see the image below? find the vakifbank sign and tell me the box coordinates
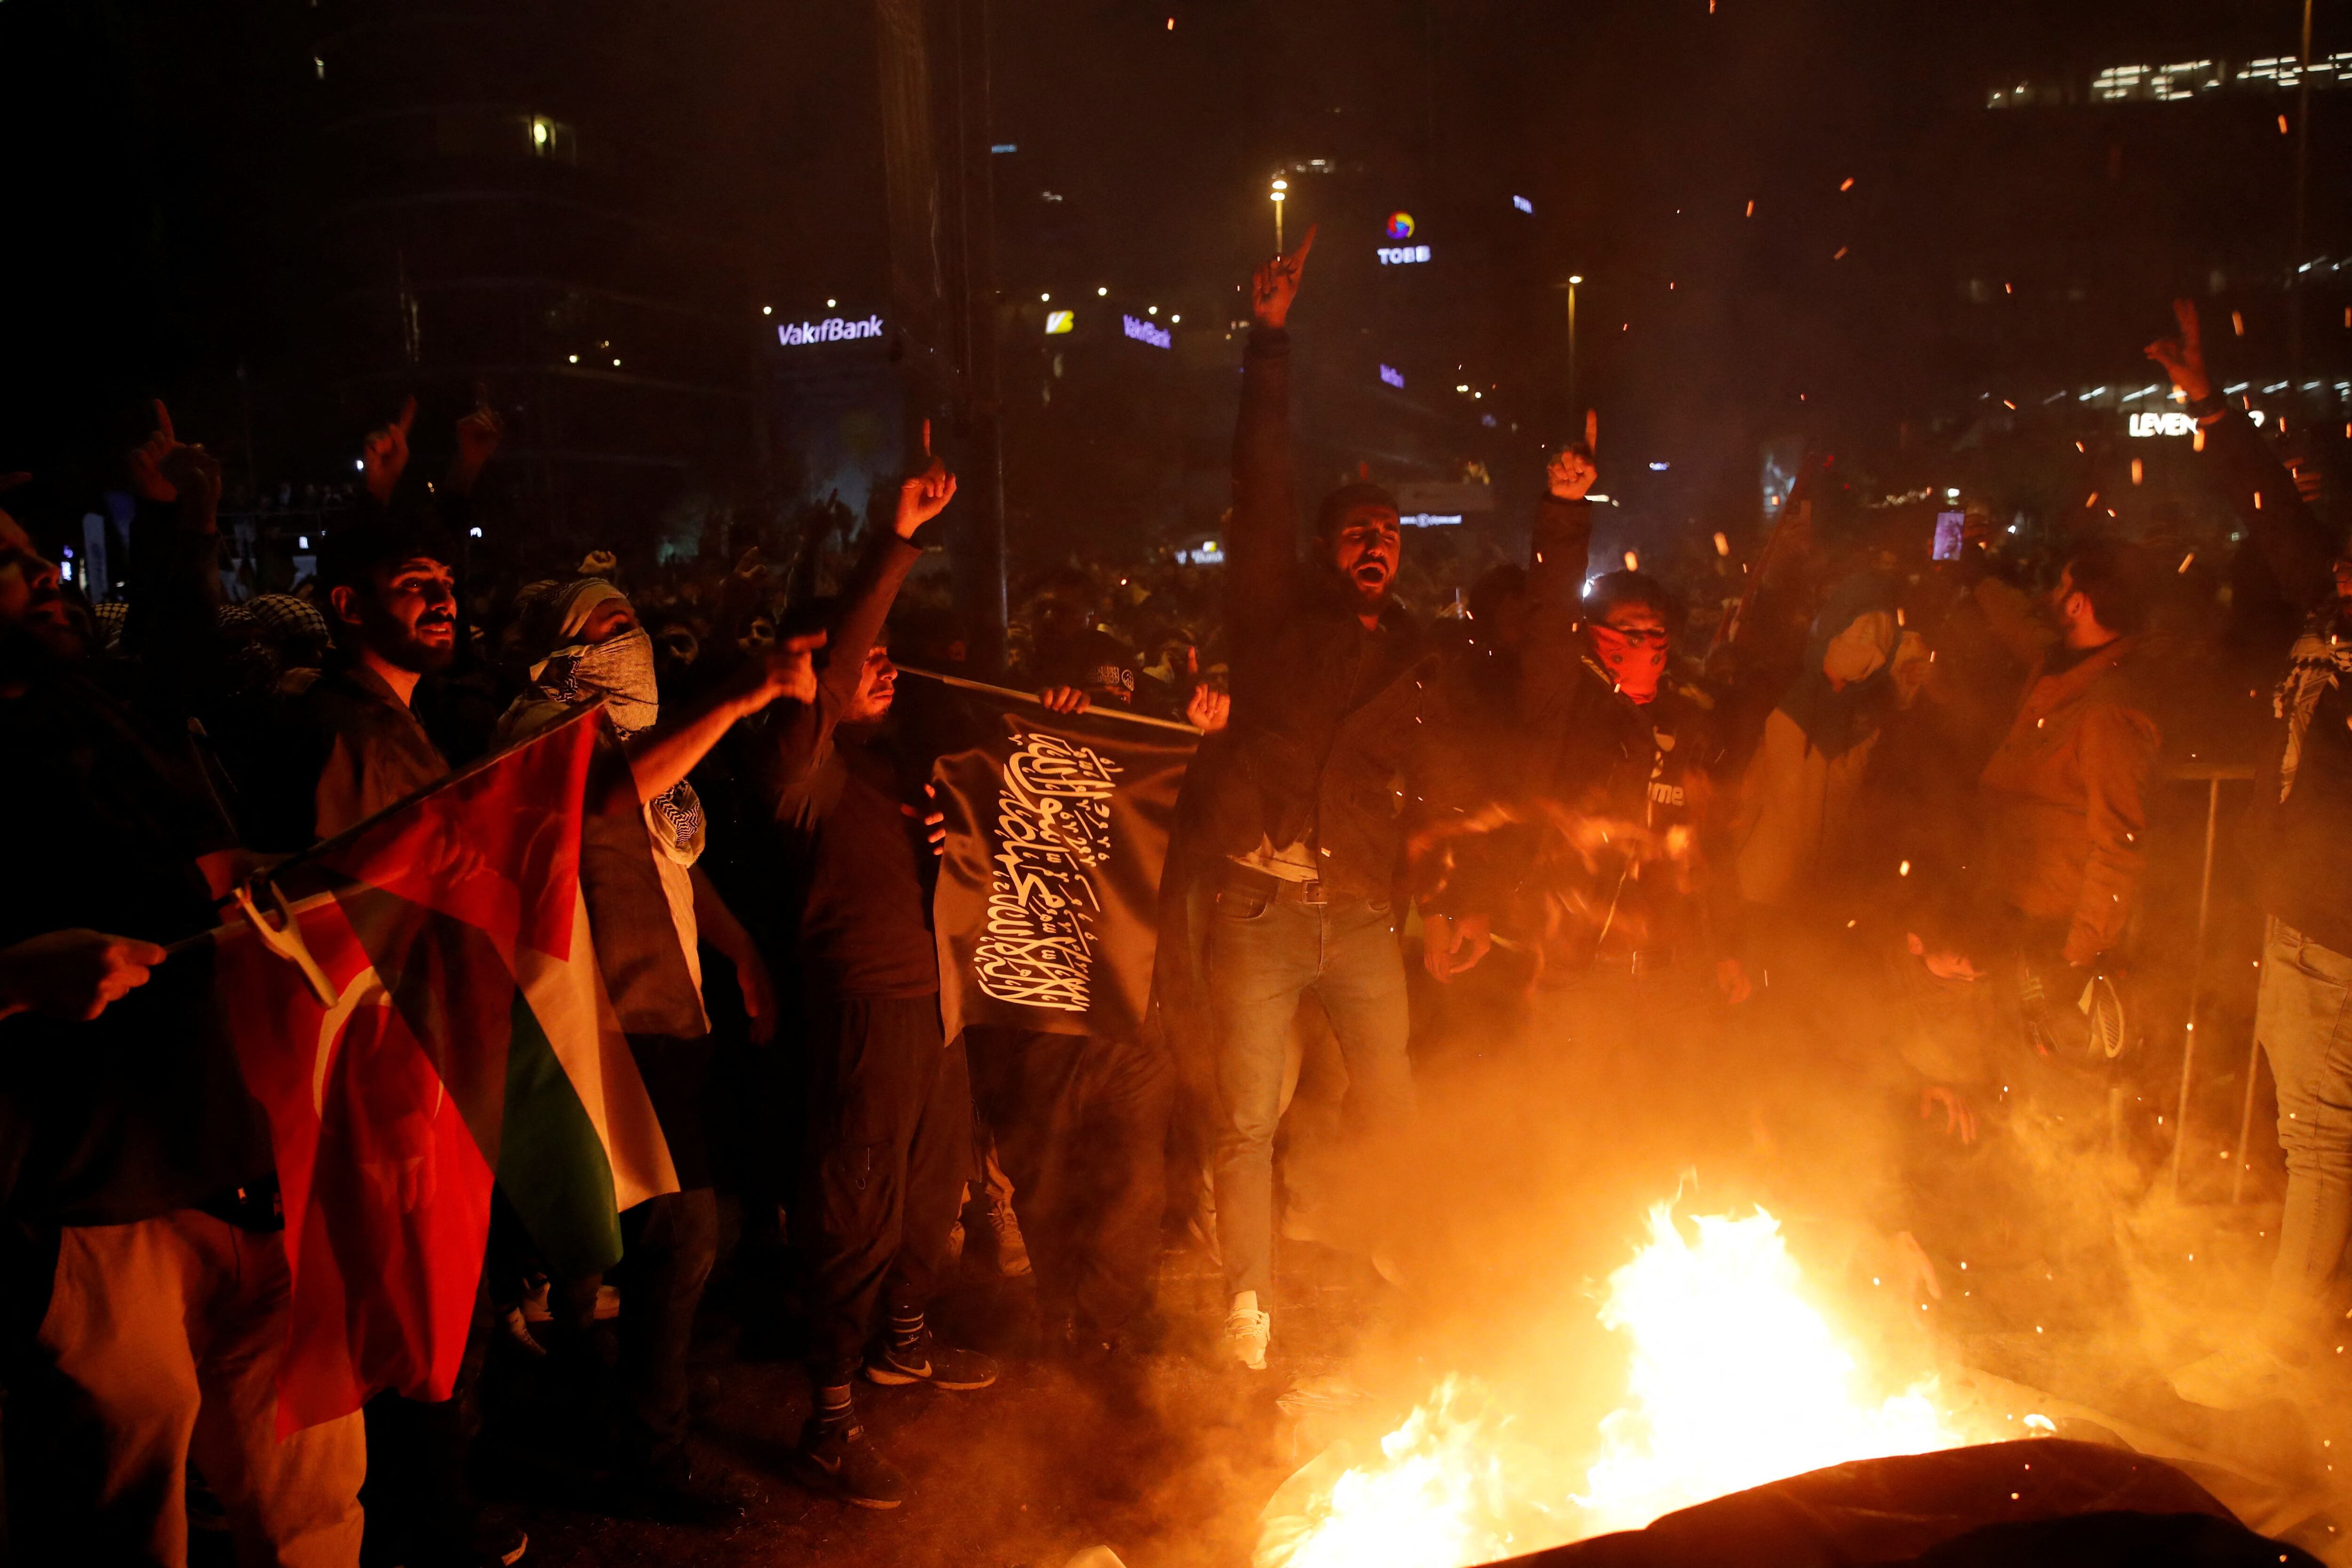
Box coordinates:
[778,314,884,347]
[1121,313,1172,350]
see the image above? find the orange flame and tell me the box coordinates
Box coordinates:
[1259,1202,1973,1568]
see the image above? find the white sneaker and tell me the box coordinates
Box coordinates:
[2169,1339,2295,1410]
[1221,1304,1271,1371]
[987,1196,1033,1278]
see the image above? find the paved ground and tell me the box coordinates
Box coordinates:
[467,1227,1391,1568]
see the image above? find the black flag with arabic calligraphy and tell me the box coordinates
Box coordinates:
[928,687,1198,1044]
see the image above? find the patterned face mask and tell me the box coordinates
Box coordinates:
[538,626,660,735]
[1588,620,1668,702]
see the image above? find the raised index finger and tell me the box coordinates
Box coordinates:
[393,395,417,436]
[152,399,176,445]
[1584,408,1599,455]
[919,417,932,463]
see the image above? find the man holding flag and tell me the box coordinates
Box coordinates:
[496,572,807,1523]
[0,428,367,1564]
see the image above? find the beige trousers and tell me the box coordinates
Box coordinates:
[27,1209,365,1568]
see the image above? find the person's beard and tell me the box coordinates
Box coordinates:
[379,622,456,674]
[0,614,77,689]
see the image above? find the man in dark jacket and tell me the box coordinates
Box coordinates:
[1972,540,2160,980]
[737,433,983,1509]
[1196,231,1476,1371]
[0,432,368,1564]
[2150,300,2352,1409]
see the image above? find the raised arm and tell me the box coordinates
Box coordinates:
[1522,416,1600,724]
[828,424,951,698]
[622,639,818,803]
[1228,227,1315,672]
[2147,298,2339,612]
[120,400,227,700]
[750,430,954,809]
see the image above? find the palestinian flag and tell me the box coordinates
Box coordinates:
[215,704,678,1434]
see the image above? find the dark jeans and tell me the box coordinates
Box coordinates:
[549,1186,718,1468]
[967,1027,1175,1339]
[796,993,971,1388]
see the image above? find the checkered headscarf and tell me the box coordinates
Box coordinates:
[246,593,329,648]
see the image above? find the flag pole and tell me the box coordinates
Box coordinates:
[896,665,1206,734]
[164,700,612,957]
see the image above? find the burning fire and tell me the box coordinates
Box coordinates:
[1260,1202,1971,1568]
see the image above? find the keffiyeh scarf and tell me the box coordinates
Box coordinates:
[527,589,703,856]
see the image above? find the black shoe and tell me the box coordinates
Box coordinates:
[605,1453,742,1528]
[795,1420,910,1510]
[865,1328,999,1390]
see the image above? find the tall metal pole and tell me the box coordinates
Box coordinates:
[2169,776,2223,1198]
[2289,0,2314,390]
[953,0,1008,670]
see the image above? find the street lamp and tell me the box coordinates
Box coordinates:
[1559,274,1584,416]
[1271,177,1288,252]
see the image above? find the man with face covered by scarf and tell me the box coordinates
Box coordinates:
[497,574,814,1523]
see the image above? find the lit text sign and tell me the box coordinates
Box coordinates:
[1377,245,1432,265]
[1045,309,1074,335]
[779,314,883,346]
[1379,364,1405,388]
[1400,513,1462,527]
[2130,408,2263,436]
[1122,313,1171,349]
[1512,195,1534,214]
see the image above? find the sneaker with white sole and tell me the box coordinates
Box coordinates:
[1221,1304,1271,1371]
[987,1196,1033,1277]
[865,1328,1000,1390]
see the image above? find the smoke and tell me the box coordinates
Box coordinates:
[1203,879,2316,1563]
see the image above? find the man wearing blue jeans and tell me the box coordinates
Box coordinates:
[2150,301,2352,1408]
[1192,229,1481,1370]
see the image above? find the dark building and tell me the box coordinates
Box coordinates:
[308,2,787,560]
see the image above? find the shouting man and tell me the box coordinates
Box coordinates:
[1192,230,1476,1370]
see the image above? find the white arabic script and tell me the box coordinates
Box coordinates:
[973,731,1122,1013]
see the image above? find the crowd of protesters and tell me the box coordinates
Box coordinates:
[1,215,2348,1566]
